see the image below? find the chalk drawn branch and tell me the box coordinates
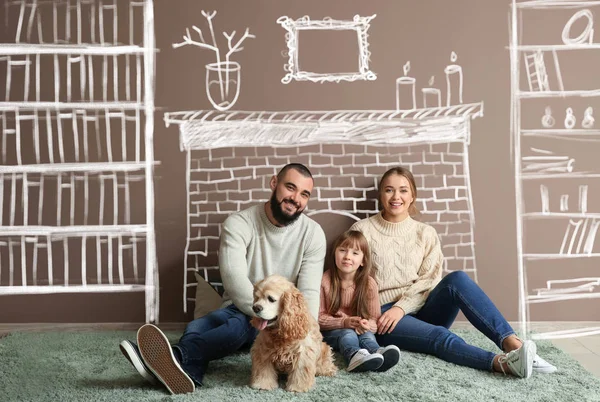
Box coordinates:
[277,15,377,84]
[173,11,255,111]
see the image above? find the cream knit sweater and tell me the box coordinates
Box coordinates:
[350,213,444,315]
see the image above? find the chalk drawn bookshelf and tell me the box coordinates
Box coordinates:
[0,0,159,323]
[511,0,600,339]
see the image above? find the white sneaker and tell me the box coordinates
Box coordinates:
[375,345,401,372]
[533,354,557,374]
[498,340,536,378]
[347,349,384,372]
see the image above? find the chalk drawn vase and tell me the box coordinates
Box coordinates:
[205,61,241,112]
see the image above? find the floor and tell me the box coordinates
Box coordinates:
[1,322,599,378]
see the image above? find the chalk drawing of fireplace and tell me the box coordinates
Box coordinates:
[165,105,483,312]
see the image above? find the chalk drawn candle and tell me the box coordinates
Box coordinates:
[396,61,416,110]
[444,52,463,106]
[422,76,441,108]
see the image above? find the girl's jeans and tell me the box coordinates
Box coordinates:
[322,329,380,364]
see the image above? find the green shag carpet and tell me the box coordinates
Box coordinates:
[1,329,599,402]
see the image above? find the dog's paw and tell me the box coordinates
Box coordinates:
[320,364,337,377]
[285,383,311,393]
[250,380,278,391]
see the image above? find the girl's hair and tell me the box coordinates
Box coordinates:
[328,230,375,319]
[378,166,419,216]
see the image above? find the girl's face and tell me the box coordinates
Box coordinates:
[334,242,364,279]
[380,173,414,223]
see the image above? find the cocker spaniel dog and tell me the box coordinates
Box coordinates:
[250,275,337,393]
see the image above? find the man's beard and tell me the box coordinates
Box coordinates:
[269,192,303,226]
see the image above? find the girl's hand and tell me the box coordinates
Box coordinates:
[344,316,363,330]
[354,319,371,335]
[377,306,405,334]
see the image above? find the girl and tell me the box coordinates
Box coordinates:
[350,166,557,378]
[319,230,401,372]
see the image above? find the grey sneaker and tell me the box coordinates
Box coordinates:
[347,349,384,372]
[119,339,158,384]
[498,340,536,378]
[375,345,401,372]
[137,324,195,394]
[533,354,557,374]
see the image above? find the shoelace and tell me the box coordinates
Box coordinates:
[498,354,509,376]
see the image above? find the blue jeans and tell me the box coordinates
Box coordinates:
[322,329,381,364]
[172,304,258,385]
[377,271,515,371]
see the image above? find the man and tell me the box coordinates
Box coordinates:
[119,163,326,394]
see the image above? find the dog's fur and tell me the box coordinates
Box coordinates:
[250,275,337,392]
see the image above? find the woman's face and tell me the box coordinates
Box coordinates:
[380,173,414,222]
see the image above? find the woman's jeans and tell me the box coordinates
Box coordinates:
[377,271,515,371]
[172,304,258,385]
[322,329,380,364]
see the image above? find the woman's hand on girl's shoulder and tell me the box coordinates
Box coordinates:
[376,306,405,334]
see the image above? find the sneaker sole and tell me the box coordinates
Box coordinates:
[137,324,195,394]
[348,356,384,372]
[119,340,157,385]
[523,341,536,379]
[533,365,557,374]
[376,348,401,372]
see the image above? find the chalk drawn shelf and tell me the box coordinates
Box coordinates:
[0,0,158,323]
[516,44,600,51]
[528,291,600,303]
[518,89,600,99]
[523,253,600,260]
[0,102,144,111]
[511,0,600,339]
[0,44,146,55]
[521,129,600,137]
[521,172,600,179]
[523,212,600,219]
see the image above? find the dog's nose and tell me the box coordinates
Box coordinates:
[252,304,262,314]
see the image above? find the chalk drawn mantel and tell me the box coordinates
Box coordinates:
[164,104,484,313]
[165,104,484,150]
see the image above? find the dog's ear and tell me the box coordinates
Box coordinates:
[278,287,309,341]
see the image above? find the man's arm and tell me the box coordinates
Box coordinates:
[296,224,327,320]
[218,214,255,316]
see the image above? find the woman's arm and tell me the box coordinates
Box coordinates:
[394,226,444,315]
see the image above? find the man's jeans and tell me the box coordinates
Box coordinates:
[322,329,380,364]
[377,271,515,371]
[172,304,258,385]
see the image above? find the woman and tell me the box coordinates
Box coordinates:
[350,167,556,378]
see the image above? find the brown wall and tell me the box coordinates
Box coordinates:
[1,0,599,323]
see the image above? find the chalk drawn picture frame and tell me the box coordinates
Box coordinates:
[277,15,377,84]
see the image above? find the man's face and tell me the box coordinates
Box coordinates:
[268,169,314,226]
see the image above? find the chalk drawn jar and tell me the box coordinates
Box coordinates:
[542,106,555,128]
[564,107,576,129]
[582,107,595,129]
[205,61,241,111]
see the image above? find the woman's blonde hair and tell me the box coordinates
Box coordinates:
[327,230,375,319]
